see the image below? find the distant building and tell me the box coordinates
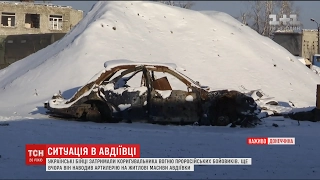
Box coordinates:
[273,30,319,60]
[301,29,319,60]
[272,31,301,56]
[0,1,83,35]
[0,1,83,69]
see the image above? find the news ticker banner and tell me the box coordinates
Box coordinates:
[26,144,252,171]
[45,158,252,171]
[26,137,295,171]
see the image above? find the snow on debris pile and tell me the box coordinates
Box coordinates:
[312,66,320,75]
[0,1,320,116]
[296,56,307,65]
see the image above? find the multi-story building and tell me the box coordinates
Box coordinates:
[0,1,83,35]
[0,1,83,69]
[301,30,319,59]
[273,30,319,60]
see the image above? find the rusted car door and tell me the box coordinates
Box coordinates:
[148,71,201,124]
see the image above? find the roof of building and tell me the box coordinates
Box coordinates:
[0,1,83,12]
[302,29,318,32]
[273,31,302,35]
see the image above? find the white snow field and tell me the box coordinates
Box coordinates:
[0,1,320,179]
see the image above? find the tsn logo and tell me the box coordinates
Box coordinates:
[28,149,44,163]
[26,145,46,165]
[28,149,44,157]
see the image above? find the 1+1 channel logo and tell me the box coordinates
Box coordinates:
[269,14,302,31]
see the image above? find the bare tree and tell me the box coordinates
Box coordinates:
[250,1,264,34]
[238,11,250,25]
[234,2,253,25]
[262,1,275,36]
[158,1,174,6]
[157,1,194,9]
[276,1,301,29]
[237,1,301,38]
[176,1,194,9]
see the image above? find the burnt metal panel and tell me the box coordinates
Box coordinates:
[150,90,200,124]
[152,76,172,90]
[103,89,148,121]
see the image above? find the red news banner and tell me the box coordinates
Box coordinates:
[247,137,295,145]
[26,144,140,165]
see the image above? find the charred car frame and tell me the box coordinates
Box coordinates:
[44,60,261,127]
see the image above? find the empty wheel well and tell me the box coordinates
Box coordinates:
[208,97,238,125]
[83,100,113,122]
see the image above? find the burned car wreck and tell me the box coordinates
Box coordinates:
[44,60,261,127]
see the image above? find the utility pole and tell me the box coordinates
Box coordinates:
[310,18,320,54]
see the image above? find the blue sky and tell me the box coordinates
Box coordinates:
[50,1,320,29]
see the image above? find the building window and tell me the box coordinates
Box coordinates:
[25,14,40,28]
[49,15,63,30]
[7,40,13,43]
[21,40,26,43]
[1,12,16,27]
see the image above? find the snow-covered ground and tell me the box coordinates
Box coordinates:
[1,116,319,179]
[0,1,320,179]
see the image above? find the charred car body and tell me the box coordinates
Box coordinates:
[44,60,261,127]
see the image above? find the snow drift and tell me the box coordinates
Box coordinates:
[0,1,319,116]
